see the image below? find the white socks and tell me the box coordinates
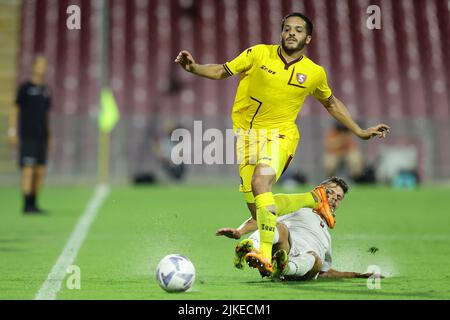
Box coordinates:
[248,228,279,251]
[282,253,315,277]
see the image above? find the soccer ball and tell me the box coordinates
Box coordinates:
[155,254,196,292]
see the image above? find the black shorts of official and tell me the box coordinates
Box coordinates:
[19,139,48,168]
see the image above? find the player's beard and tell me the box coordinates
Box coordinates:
[281,37,307,55]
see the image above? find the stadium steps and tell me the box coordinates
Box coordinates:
[0,0,20,173]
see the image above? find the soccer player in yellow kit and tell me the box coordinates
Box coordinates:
[175,12,390,277]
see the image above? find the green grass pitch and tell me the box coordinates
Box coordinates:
[1,184,450,300]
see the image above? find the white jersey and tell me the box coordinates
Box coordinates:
[278,208,332,272]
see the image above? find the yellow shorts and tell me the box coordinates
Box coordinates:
[236,131,298,203]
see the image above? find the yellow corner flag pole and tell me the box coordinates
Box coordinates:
[97,0,120,184]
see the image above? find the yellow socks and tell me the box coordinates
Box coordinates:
[274,192,318,216]
[251,191,319,259]
[255,192,277,260]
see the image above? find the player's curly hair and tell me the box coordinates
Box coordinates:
[281,12,314,36]
[320,176,349,194]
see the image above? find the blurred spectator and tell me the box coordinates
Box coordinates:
[9,55,52,214]
[324,122,364,181]
[155,123,186,181]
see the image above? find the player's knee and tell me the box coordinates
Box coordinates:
[21,166,34,176]
[251,165,275,192]
[35,166,46,175]
[250,173,263,190]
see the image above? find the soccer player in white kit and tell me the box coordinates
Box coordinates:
[217,177,380,280]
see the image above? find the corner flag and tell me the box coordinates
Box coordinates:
[99,88,120,133]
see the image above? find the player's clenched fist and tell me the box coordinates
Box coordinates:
[174,50,196,73]
[358,124,391,140]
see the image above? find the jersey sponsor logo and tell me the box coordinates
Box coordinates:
[260,65,276,75]
[296,73,307,84]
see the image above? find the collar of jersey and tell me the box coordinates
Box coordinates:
[277,46,304,70]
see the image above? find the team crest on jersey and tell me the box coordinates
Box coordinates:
[296,73,307,84]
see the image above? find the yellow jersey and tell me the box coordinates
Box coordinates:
[224,44,333,140]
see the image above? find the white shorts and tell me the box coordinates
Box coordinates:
[248,223,319,257]
[286,232,315,258]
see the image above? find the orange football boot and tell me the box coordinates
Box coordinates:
[312,186,336,229]
[245,252,273,278]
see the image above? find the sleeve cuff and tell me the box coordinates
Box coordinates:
[223,63,234,76]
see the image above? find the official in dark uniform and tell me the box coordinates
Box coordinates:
[9,55,52,214]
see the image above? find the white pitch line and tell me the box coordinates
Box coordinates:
[34,185,110,300]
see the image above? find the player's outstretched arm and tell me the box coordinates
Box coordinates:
[321,96,390,140]
[318,268,384,279]
[174,50,231,80]
[216,218,258,239]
